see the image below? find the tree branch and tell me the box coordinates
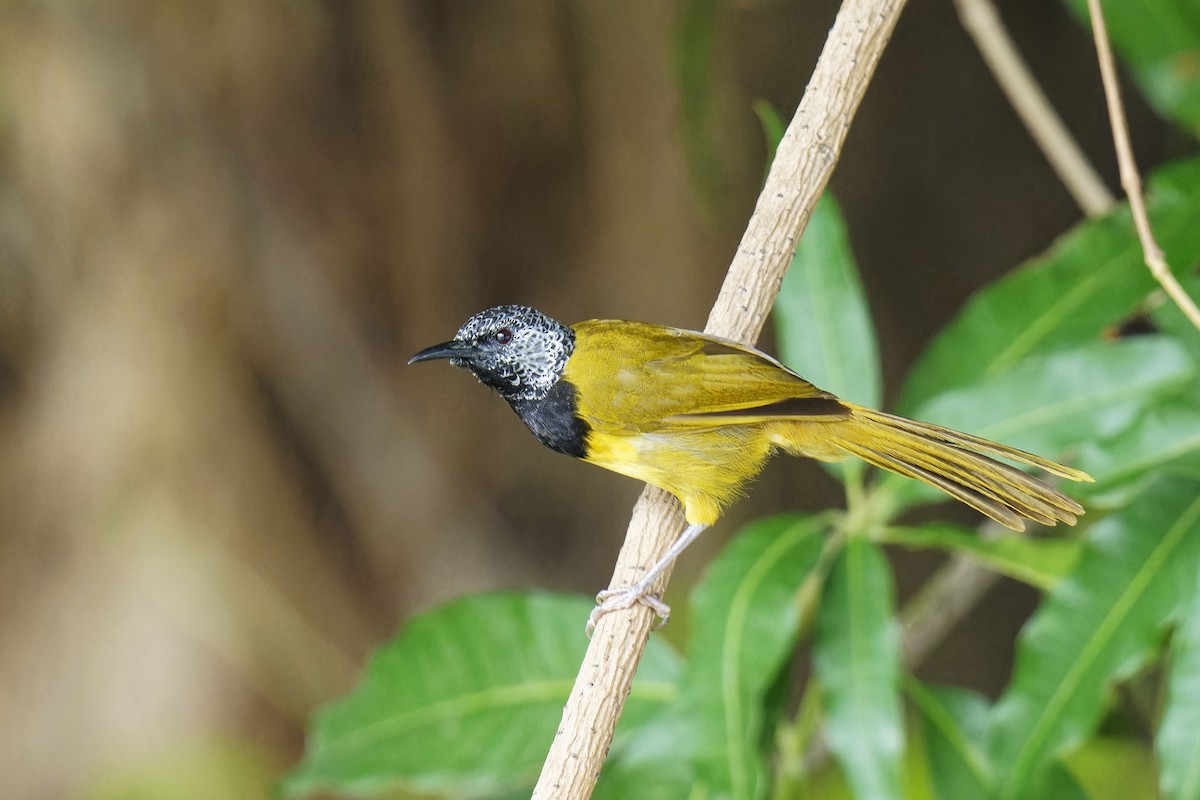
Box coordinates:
[530,1,909,797]
[953,0,1114,217]
[1087,0,1200,332]
[899,526,1004,670]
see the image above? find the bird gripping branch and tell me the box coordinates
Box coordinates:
[411,305,1091,626]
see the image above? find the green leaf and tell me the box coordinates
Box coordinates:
[284,592,681,799]
[593,758,696,800]
[682,514,826,798]
[907,681,992,800]
[1063,0,1200,137]
[899,157,1200,412]
[1157,567,1200,799]
[988,477,1200,799]
[881,336,1194,514]
[880,524,1082,590]
[1039,762,1093,800]
[1076,386,1200,493]
[775,192,881,488]
[910,336,1193,449]
[753,101,787,169]
[1064,737,1159,800]
[1151,272,1200,361]
[775,193,882,409]
[814,537,904,800]
[613,514,828,800]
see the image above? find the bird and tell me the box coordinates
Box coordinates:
[409,304,1092,626]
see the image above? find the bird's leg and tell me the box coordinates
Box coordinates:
[587,523,709,633]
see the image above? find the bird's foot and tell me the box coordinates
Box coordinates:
[586,584,671,636]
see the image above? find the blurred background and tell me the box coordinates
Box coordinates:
[0,1,1183,797]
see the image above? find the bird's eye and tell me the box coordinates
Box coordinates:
[494,328,513,344]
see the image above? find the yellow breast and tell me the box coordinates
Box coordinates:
[561,320,828,525]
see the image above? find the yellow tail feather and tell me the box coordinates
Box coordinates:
[825,406,1090,531]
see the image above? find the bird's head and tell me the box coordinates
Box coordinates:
[408,305,575,401]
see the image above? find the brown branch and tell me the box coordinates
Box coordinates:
[1087,0,1200,331]
[899,525,1004,670]
[530,1,910,797]
[954,0,1114,217]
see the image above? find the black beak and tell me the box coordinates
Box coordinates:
[408,340,474,365]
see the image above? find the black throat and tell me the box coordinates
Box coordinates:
[507,379,590,459]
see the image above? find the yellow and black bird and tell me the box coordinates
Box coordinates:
[410,305,1091,621]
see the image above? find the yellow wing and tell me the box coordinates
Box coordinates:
[565,320,848,432]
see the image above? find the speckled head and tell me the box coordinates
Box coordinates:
[408,305,575,401]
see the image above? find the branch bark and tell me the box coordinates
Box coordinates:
[530,1,909,797]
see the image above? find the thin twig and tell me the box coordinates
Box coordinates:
[954,0,1114,217]
[1088,0,1200,331]
[529,1,909,797]
[899,526,1004,670]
